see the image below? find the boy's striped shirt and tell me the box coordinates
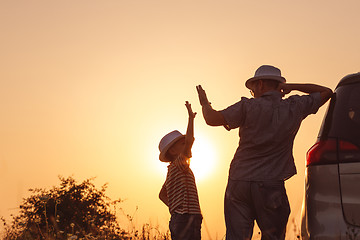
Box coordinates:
[165,154,201,215]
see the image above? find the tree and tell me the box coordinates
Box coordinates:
[1,176,129,240]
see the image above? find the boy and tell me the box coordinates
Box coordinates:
[158,101,202,240]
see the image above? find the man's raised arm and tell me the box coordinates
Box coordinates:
[196,85,226,126]
[278,83,333,106]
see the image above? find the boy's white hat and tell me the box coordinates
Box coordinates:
[159,130,185,162]
[245,65,286,89]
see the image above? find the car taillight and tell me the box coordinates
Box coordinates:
[306,139,337,166]
[306,139,360,166]
[338,140,359,151]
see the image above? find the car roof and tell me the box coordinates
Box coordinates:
[336,72,360,89]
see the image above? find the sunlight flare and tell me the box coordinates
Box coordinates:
[190,133,217,181]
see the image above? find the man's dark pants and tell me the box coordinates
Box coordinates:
[169,213,202,240]
[225,179,290,240]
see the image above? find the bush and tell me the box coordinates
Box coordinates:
[1,176,129,240]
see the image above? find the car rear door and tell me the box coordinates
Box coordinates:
[330,83,360,227]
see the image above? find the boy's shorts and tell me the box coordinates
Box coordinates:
[169,213,202,240]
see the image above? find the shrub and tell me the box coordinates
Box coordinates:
[1,176,128,239]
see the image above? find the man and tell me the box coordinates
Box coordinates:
[196,65,333,240]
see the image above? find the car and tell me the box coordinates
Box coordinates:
[301,72,360,240]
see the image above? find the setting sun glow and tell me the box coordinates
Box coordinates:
[190,134,217,181]
[2,1,359,239]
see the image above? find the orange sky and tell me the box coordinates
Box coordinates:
[1,1,360,239]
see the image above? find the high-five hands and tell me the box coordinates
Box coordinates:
[196,85,210,106]
[185,101,196,119]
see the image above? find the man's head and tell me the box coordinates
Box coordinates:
[248,79,281,98]
[246,65,286,98]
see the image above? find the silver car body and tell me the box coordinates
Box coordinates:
[301,73,360,240]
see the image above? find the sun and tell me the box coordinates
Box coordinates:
[190,133,217,181]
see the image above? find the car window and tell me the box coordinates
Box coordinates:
[327,83,360,146]
[348,92,360,125]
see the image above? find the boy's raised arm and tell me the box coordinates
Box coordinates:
[183,101,196,158]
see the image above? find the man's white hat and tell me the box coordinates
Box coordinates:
[245,65,286,89]
[159,130,185,162]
